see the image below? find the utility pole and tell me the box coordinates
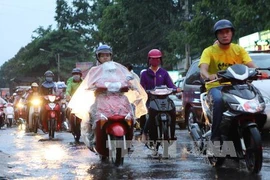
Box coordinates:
[57,53,60,81]
[184,0,190,73]
[40,48,60,81]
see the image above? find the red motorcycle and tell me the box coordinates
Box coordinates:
[43,94,61,139]
[92,81,134,166]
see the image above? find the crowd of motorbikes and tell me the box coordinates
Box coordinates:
[1,65,270,172]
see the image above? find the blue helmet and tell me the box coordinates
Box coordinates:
[213,19,234,35]
[213,19,234,45]
[95,44,113,60]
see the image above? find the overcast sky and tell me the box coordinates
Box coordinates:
[0,0,57,66]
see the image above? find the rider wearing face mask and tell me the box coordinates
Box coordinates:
[65,68,83,137]
[66,68,83,102]
[140,49,181,141]
[40,70,56,96]
[39,70,57,131]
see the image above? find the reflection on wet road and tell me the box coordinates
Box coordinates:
[1,126,270,179]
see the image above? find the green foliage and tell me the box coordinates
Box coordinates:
[1,0,270,88]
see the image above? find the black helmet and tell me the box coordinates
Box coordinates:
[72,68,82,75]
[213,19,234,35]
[95,44,113,60]
[44,70,54,77]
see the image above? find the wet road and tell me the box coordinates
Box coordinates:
[1,125,270,179]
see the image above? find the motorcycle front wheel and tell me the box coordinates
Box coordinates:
[7,118,13,128]
[110,136,124,166]
[74,117,81,142]
[243,126,262,174]
[161,122,170,157]
[33,115,39,133]
[208,156,225,168]
[48,119,56,139]
[187,108,196,132]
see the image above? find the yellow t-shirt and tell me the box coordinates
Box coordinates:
[198,43,252,91]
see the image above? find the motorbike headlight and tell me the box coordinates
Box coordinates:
[32,99,41,106]
[175,106,181,112]
[242,100,265,113]
[230,95,265,113]
[17,102,24,108]
[229,100,265,113]
[229,103,243,111]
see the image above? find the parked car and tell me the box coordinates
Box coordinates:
[169,94,184,129]
[182,52,270,132]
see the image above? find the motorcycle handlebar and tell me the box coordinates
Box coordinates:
[256,67,270,71]
[204,77,222,84]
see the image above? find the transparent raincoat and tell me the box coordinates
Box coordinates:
[68,61,148,146]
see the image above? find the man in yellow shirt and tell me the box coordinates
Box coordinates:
[199,19,258,142]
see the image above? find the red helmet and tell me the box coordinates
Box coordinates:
[147,49,163,66]
[148,49,162,59]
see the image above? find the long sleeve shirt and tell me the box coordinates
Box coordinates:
[140,67,176,91]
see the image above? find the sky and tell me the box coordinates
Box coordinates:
[0,0,57,66]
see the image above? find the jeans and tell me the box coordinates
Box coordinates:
[208,86,224,141]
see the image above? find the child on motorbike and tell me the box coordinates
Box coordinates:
[140,49,181,142]
[67,44,147,152]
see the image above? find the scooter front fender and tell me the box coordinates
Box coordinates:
[106,122,127,137]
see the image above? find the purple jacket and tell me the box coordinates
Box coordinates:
[140,68,176,90]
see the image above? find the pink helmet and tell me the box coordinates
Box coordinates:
[148,49,162,59]
[147,49,163,66]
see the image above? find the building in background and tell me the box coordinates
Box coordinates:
[239,30,270,51]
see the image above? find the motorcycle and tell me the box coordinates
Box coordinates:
[60,98,68,131]
[5,103,14,128]
[189,64,270,173]
[91,81,134,166]
[0,103,6,129]
[16,100,27,122]
[28,96,41,133]
[68,112,82,143]
[145,85,177,158]
[43,94,61,139]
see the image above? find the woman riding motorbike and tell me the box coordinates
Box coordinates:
[68,44,147,152]
[140,49,181,142]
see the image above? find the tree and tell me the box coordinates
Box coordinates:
[1,0,270,88]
